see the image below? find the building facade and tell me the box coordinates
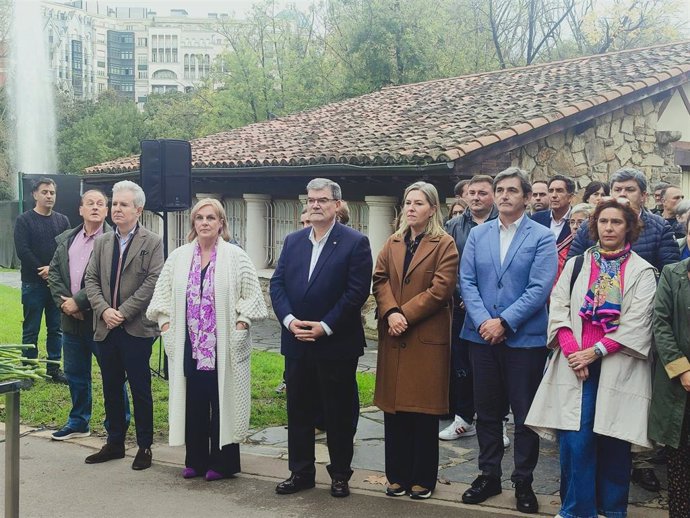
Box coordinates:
[10,1,228,107]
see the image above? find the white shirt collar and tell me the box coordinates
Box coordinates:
[308,220,336,245]
[499,213,525,232]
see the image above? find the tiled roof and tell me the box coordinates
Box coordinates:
[85,41,690,175]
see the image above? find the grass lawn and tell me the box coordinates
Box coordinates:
[0,284,375,441]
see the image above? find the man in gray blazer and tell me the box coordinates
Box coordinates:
[84,180,163,470]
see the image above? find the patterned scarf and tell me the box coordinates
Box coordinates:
[186,242,217,371]
[578,243,631,333]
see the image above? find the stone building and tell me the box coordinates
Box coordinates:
[83,41,690,275]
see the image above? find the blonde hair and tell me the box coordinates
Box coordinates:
[394,181,446,239]
[187,198,231,242]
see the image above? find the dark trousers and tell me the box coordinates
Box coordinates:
[285,353,358,480]
[97,327,154,448]
[384,411,439,491]
[21,281,62,362]
[313,380,360,434]
[185,367,240,476]
[449,304,474,421]
[668,395,690,518]
[469,342,547,483]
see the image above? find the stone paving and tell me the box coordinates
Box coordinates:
[0,270,669,513]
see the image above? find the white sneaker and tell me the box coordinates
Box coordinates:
[503,421,510,448]
[439,416,476,440]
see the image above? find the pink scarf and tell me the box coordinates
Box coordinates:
[186,242,217,371]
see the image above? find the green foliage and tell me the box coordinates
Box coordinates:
[57,91,147,173]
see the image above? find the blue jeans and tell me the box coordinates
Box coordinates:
[62,332,131,433]
[21,282,62,361]
[558,361,632,518]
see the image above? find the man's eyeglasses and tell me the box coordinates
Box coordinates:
[307,197,337,206]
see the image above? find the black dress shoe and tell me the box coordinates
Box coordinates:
[631,468,660,492]
[331,479,350,497]
[48,368,68,385]
[514,480,539,514]
[132,448,152,470]
[275,473,316,494]
[461,475,502,504]
[85,443,125,464]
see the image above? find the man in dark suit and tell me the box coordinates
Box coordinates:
[270,178,373,498]
[530,174,575,245]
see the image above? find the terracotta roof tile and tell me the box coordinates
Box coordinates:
[86,41,690,174]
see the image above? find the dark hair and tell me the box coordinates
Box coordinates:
[588,198,643,246]
[610,167,647,193]
[532,180,548,188]
[454,179,470,196]
[493,167,531,195]
[583,181,610,203]
[31,177,56,193]
[548,174,576,194]
[653,181,670,193]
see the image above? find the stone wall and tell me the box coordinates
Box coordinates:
[512,97,683,197]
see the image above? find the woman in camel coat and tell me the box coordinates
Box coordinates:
[373,181,458,500]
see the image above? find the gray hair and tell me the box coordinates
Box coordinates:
[306,178,342,200]
[610,167,648,193]
[661,185,681,200]
[112,180,146,208]
[570,202,594,216]
[493,167,532,195]
[674,199,690,219]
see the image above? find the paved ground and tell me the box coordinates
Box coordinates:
[0,270,670,516]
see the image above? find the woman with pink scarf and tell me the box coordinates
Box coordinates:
[148,198,267,481]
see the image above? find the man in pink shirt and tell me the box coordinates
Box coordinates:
[48,190,129,440]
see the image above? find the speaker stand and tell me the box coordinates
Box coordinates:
[150,210,170,380]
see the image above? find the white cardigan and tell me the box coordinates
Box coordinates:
[147,238,268,447]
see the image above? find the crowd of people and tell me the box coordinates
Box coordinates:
[12,169,690,517]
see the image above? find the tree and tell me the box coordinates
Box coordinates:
[568,0,688,54]
[57,91,146,173]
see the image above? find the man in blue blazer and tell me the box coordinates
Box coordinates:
[459,167,557,514]
[270,178,373,498]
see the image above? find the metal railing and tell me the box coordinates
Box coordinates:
[224,198,247,248]
[347,201,369,234]
[266,199,303,267]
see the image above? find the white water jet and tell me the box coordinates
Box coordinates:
[9,0,58,191]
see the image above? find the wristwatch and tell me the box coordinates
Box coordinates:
[593,344,604,358]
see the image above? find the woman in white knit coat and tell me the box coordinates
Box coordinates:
[147,198,267,481]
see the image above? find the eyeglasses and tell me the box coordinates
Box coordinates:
[306,197,337,206]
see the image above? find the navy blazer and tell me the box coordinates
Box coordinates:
[269,222,373,360]
[460,215,557,348]
[530,209,570,245]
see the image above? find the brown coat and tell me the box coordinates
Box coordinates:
[373,232,459,415]
[85,225,164,341]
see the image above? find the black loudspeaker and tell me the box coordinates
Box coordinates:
[140,139,192,211]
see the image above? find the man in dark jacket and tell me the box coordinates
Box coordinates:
[441,175,506,445]
[567,168,680,272]
[14,177,70,382]
[48,190,130,441]
[567,167,679,492]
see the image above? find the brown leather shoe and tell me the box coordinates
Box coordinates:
[132,448,152,470]
[85,443,125,464]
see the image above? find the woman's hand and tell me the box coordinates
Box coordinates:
[387,312,408,336]
[680,370,690,392]
[567,348,598,371]
[161,322,170,333]
[574,365,589,381]
[236,322,249,331]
